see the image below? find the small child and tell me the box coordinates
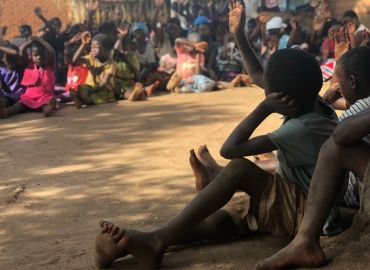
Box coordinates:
[72,32,117,108]
[60,42,89,103]
[1,37,57,118]
[167,33,215,93]
[0,41,26,110]
[113,26,147,102]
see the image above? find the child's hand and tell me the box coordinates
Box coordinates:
[360,30,370,47]
[262,92,299,117]
[228,0,246,35]
[323,84,341,103]
[34,7,43,17]
[258,13,270,25]
[194,41,208,53]
[334,27,350,61]
[117,26,129,38]
[154,0,165,8]
[81,31,92,45]
[290,18,298,30]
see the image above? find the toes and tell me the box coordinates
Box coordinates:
[111,225,120,236]
[113,228,126,242]
[116,235,131,250]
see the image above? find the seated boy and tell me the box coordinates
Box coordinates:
[93,1,338,269]
[256,46,370,269]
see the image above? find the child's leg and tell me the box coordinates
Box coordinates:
[4,101,28,117]
[42,98,57,117]
[95,158,271,268]
[78,85,94,106]
[256,137,370,270]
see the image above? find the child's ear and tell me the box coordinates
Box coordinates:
[349,75,357,91]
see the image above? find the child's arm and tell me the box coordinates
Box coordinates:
[34,7,57,33]
[221,92,298,159]
[333,109,370,146]
[19,39,34,58]
[0,44,18,56]
[72,32,91,64]
[31,37,56,70]
[229,0,264,88]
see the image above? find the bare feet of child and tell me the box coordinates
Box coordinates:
[73,92,83,109]
[196,145,223,176]
[128,83,148,102]
[255,239,325,269]
[146,80,160,97]
[95,220,166,269]
[231,74,252,87]
[0,97,6,118]
[43,98,57,117]
[189,149,214,192]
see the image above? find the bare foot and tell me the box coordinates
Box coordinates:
[95,220,130,268]
[146,80,160,96]
[96,220,166,269]
[196,145,223,176]
[255,240,325,269]
[43,98,57,117]
[128,83,148,102]
[189,149,214,192]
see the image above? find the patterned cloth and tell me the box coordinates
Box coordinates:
[0,66,25,102]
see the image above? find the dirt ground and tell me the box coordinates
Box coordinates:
[1,86,370,269]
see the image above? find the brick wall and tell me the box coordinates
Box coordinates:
[0,0,70,39]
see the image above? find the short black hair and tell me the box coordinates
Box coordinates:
[31,42,46,53]
[343,10,359,20]
[338,46,370,88]
[167,18,181,29]
[92,34,111,50]
[264,49,323,112]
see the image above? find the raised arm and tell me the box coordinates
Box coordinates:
[0,38,18,56]
[72,31,91,64]
[34,7,57,33]
[229,0,264,88]
[19,39,34,58]
[221,93,298,159]
[31,37,56,70]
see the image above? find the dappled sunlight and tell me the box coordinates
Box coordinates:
[0,89,285,269]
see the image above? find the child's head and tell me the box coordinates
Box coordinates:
[31,42,47,67]
[1,43,20,70]
[264,49,323,113]
[336,46,370,105]
[267,33,279,50]
[131,23,149,44]
[91,34,111,60]
[194,16,212,41]
[343,10,360,30]
[166,18,182,43]
[19,24,32,38]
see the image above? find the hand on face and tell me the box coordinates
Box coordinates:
[263,92,299,117]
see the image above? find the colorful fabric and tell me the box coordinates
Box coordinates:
[179,74,215,93]
[82,53,117,104]
[20,63,55,109]
[175,44,205,80]
[65,64,89,92]
[158,53,177,75]
[321,59,336,81]
[0,66,26,102]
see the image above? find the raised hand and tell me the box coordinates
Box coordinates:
[360,30,370,47]
[334,27,350,61]
[290,18,298,30]
[81,31,92,45]
[117,25,129,38]
[228,0,246,35]
[195,41,208,53]
[34,7,43,17]
[258,13,270,25]
[154,0,165,8]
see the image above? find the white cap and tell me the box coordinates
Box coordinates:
[266,17,287,31]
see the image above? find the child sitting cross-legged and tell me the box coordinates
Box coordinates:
[92,1,339,269]
[0,37,57,118]
[72,32,117,108]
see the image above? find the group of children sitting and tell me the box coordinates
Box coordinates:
[92,1,370,269]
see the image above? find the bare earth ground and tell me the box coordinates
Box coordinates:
[1,86,370,270]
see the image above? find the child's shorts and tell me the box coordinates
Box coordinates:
[223,173,307,238]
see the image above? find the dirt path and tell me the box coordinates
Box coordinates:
[0,87,369,269]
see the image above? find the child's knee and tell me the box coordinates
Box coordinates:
[227,158,256,176]
[319,136,342,160]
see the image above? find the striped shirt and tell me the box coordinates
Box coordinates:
[339,96,370,207]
